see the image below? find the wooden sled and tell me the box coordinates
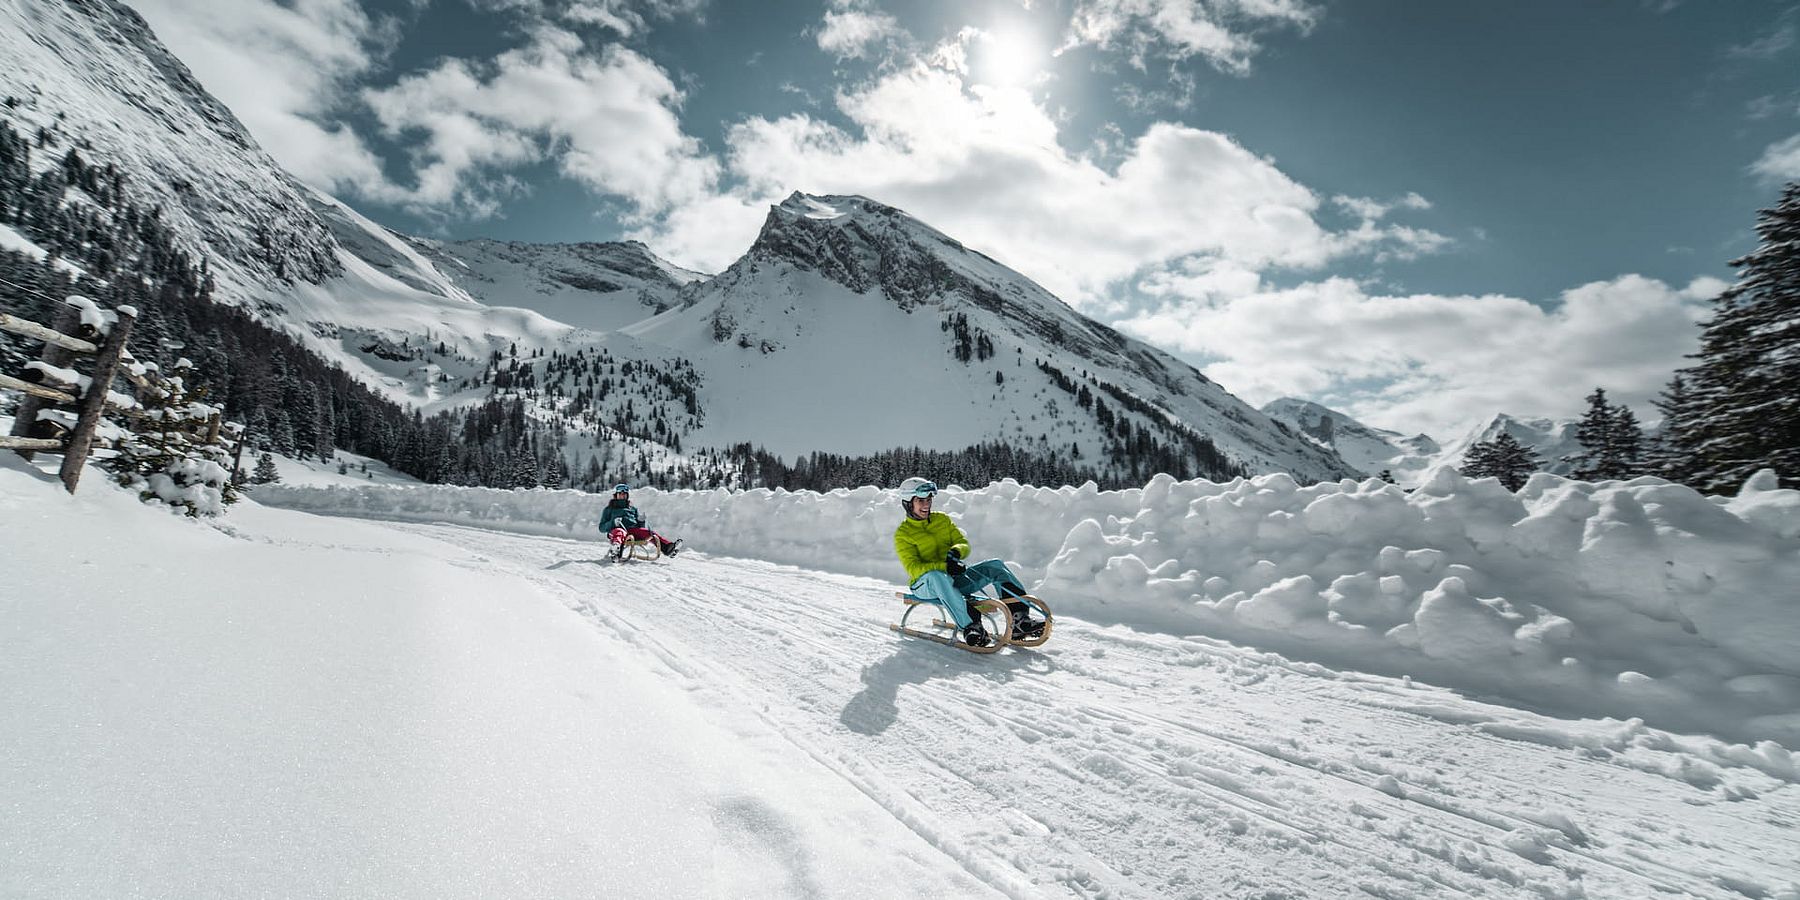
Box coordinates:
[612,538,662,562]
[887,591,1054,653]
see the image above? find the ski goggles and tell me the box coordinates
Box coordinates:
[908,481,939,499]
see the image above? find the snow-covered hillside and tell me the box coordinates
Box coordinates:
[0,0,338,297]
[400,234,707,333]
[623,193,1354,481]
[1263,397,1442,481]
[7,456,1797,899]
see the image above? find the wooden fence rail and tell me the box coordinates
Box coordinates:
[2,298,137,493]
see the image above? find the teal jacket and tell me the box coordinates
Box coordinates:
[599,501,642,532]
[894,512,972,583]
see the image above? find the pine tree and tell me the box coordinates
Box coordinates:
[1674,182,1800,491]
[1570,387,1617,480]
[1649,374,1701,484]
[1609,405,1645,479]
[252,451,280,484]
[1462,431,1541,491]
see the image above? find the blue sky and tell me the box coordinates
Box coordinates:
[128,0,1800,437]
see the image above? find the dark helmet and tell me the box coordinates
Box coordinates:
[899,477,937,517]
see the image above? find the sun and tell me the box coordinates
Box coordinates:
[975,29,1042,87]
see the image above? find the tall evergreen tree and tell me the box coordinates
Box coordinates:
[1570,387,1617,480]
[1649,374,1701,484]
[1673,182,1800,491]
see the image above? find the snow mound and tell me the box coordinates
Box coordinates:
[255,469,1800,745]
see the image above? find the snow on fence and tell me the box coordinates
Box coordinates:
[253,467,1800,750]
[1,295,230,499]
[1,296,137,492]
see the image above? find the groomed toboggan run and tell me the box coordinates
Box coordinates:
[6,455,1799,900]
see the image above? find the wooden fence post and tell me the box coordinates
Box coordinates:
[9,302,83,461]
[58,307,136,494]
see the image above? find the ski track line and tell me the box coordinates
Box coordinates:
[389,522,1797,900]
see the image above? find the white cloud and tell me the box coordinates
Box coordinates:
[645,57,1444,292]
[1060,0,1320,75]
[816,1,906,61]
[1750,132,1800,182]
[125,0,405,200]
[466,0,708,35]
[1117,271,1722,437]
[1332,192,1431,221]
[363,26,719,220]
[1727,20,1795,60]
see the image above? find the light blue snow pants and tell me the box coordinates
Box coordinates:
[909,558,1024,629]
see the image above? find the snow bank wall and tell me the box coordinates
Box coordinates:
[254,469,1800,746]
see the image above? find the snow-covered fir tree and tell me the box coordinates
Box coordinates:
[1663,182,1800,491]
[252,451,280,485]
[1461,431,1541,491]
[1568,387,1643,481]
[104,358,239,516]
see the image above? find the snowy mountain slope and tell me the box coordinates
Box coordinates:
[1263,397,1442,482]
[0,3,1343,485]
[0,0,338,299]
[623,193,1355,480]
[400,235,707,333]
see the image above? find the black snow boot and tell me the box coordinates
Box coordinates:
[664,539,683,557]
[1010,615,1045,640]
[962,623,993,648]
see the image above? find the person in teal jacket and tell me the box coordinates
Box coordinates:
[894,477,1044,648]
[599,484,682,559]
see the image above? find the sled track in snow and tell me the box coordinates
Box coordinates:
[404,523,1800,900]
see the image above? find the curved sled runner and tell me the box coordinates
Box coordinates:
[612,538,662,562]
[889,590,1054,653]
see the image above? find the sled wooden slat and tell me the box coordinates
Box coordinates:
[0,373,76,404]
[0,311,98,354]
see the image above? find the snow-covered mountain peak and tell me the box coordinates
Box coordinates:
[1261,398,1443,483]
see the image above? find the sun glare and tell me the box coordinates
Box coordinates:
[977,29,1041,87]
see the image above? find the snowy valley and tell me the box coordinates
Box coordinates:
[3,1,1798,898]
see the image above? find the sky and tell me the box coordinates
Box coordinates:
[123,0,1800,440]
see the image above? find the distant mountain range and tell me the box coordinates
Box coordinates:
[1261,398,1582,485]
[1,0,1362,488]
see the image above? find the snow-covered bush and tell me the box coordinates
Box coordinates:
[103,358,239,516]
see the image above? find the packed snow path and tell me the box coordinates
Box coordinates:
[404,522,1797,900]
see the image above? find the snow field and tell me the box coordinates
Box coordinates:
[0,456,992,899]
[255,467,1800,747]
[388,522,1800,899]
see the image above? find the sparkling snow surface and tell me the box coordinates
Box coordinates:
[42,468,1771,896]
[0,456,993,899]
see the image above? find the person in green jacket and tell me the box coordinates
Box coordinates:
[894,477,1044,648]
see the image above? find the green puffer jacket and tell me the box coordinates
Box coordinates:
[894,512,973,583]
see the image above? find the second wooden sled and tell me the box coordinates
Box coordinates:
[613,538,662,562]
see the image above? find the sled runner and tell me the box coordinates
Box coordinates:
[888,589,1053,653]
[611,537,662,562]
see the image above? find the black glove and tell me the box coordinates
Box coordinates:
[945,549,966,577]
